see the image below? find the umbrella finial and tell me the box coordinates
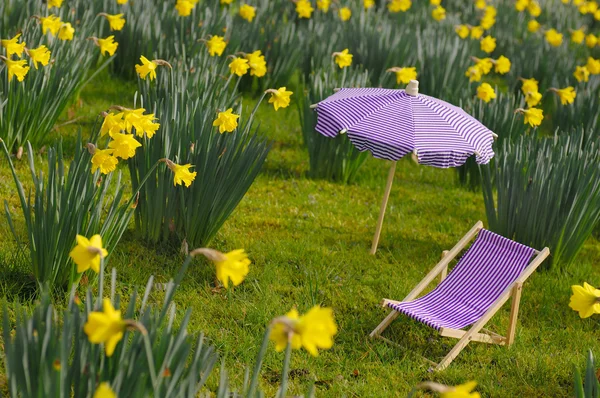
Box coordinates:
[406,80,419,96]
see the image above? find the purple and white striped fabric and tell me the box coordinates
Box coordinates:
[387,229,535,330]
[314,88,495,167]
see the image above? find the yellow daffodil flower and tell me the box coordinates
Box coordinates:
[474,57,493,74]
[93,383,116,398]
[545,28,563,46]
[586,57,600,74]
[480,15,495,29]
[117,0,128,4]
[470,26,484,39]
[493,55,511,74]
[440,381,481,398]
[192,248,251,288]
[205,35,227,56]
[1,33,26,57]
[296,0,314,18]
[213,108,239,133]
[2,58,30,82]
[221,0,233,4]
[388,0,412,12]
[91,148,119,174]
[229,56,250,76]
[527,1,541,17]
[40,15,62,36]
[333,48,353,68]
[432,6,446,21]
[515,0,529,11]
[270,306,337,356]
[364,0,375,9]
[175,0,195,16]
[455,25,470,39]
[317,0,330,12]
[476,83,496,103]
[97,36,119,56]
[135,56,158,81]
[475,0,486,9]
[571,28,586,44]
[102,13,126,31]
[267,87,293,111]
[162,159,198,187]
[84,298,125,356]
[27,45,51,69]
[550,87,576,105]
[101,112,125,137]
[520,77,539,94]
[569,283,600,318]
[517,107,544,127]
[480,35,496,53]
[239,4,256,22]
[339,7,352,21]
[69,234,108,273]
[246,50,267,77]
[57,22,75,41]
[122,108,160,138]
[574,65,590,82]
[430,0,441,5]
[465,65,482,82]
[585,33,598,48]
[108,132,142,159]
[387,66,417,85]
[525,90,542,107]
[47,0,64,8]
[527,19,540,33]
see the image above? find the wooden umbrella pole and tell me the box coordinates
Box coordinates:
[370,161,397,255]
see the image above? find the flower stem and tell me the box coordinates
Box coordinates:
[277,341,293,398]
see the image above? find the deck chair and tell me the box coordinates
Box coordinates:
[369,221,550,371]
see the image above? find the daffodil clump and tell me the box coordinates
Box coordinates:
[1,32,54,82]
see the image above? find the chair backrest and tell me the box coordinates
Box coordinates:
[433,229,536,315]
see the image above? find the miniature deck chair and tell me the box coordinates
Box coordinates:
[369,221,550,371]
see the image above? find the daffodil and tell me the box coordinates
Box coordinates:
[239,4,256,22]
[47,0,64,8]
[96,36,119,56]
[246,50,267,77]
[102,13,126,31]
[269,306,337,356]
[339,7,352,21]
[91,148,119,174]
[493,55,511,74]
[473,57,493,74]
[135,56,157,81]
[162,159,197,187]
[569,283,600,318]
[1,33,26,57]
[58,22,75,40]
[525,90,542,107]
[364,0,375,8]
[122,108,160,138]
[571,28,586,44]
[440,381,481,398]
[549,87,576,105]
[69,234,108,273]
[430,0,441,5]
[388,0,412,12]
[84,298,126,356]
[94,383,116,398]
[516,107,544,127]
[465,65,482,82]
[333,49,353,68]
[480,36,496,53]
[586,57,600,74]
[475,0,486,9]
[108,132,142,159]
[213,108,239,133]
[192,248,251,288]
[545,28,563,46]
[470,26,484,39]
[221,0,233,4]
[527,1,541,17]
[229,56,250,76]
[520,77,539,94]
[476,83,496,103]
[585,33,598,48]
[387,66,417,84]
[432,6,446,21]
[26,45,51,69]
[480,15,495,29]
[117,0,128,4]
[205,35,227,56]
[527,20,540,33]
[455,25,470,39]
[316,0,330,12]
[515,0,529,11]
[296,0,314,18]
[175,0,195,16]
[267,87,293,111]
[2,58,30,82]
[40,15,62,36]
[574,65,590,82]
[101,112,125,137]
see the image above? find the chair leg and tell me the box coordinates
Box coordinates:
[369,310,399,338]
[435,322,486,371]
[506,282,523,346]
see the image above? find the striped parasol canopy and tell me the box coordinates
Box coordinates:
[312,82,496,167]
[310,80,496,254]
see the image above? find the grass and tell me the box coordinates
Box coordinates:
[1,70,600,397]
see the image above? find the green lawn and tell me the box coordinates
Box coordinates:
[1,71,599,397]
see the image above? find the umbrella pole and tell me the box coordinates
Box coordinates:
[370,161,397,255]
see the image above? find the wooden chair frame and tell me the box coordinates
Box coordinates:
[369,221,550,371]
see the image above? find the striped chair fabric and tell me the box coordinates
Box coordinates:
[387,229,536,330]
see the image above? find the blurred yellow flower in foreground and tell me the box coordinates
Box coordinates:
[296,0,314,18]
[333,49,353,68]
[40,15,62,36]
[525,90,542,107]
[135,56,157,80]
[476,83,496,103]
[229,56,250,76]
[84,298,125,356]
[267,87,293,111]
[465,65,482,82]
[545,28,563,47]
[387,66,417,85]
[97,36,119,56]
[206,35,227,56]
[550,87,576,105]
[569,282,600,318]
[27,45,51,69]
[2,58,30,82]
[162,159,198,187]
[175,0,195,16]
[475,0,486,9]
[102,13,126,31]
[364,0,375,9]
[388,0,412,12]
[1,33,26,57]
[432,6,446,21]
[586,57,600,74]
[516,107,544,127]
[317,0,331,12]
[270,306,337,356]
[493,55,511,74]
[480,36,496,53]
[473,57,493,74]
[213,108,240,133]
[574,65,590,82]
[48,0,64,8]
[470,26,484,39]
[339,7,352,21]
[221,0,233,4]
[93,383,116,398]
[527,1,541,17]
[455,25,470,39]
[246,50,267,77]
[117,0,128,4]
[58,22,75,41]
[91,148,119,174]
[585,33,598,48]
[571,28,585,44]
[239,4,256,22]
[416,380,481,398]
[69,234,108,274]
[527,19,540,33]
